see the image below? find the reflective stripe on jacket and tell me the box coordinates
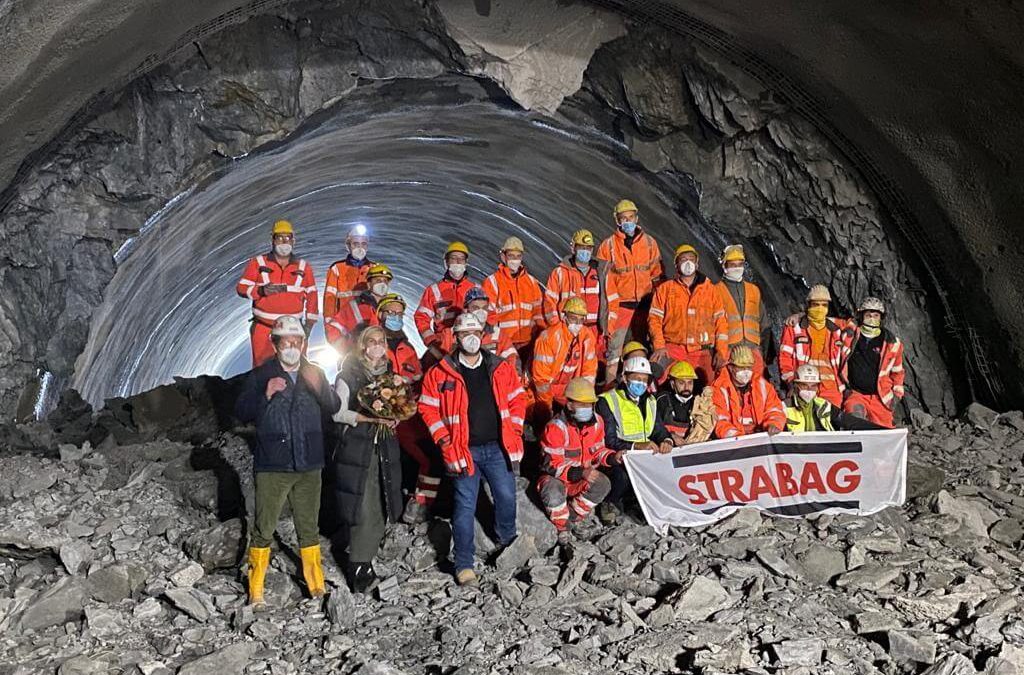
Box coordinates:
[543,257,619,333]
[711,370,786,438]
[325,291,379,345]
[323,258,373,320]
[596,230,663,304]
[531,323,598,404]
[236,253,319,326]
[784,397,836,432]
[779,317,849,385]
[599,389,656,443]
[715,280,763,347]
[648,273,728,360]
[483,264,545,346]
[540,414,615,482]
[414,276,477,348]
[838,326,906,407]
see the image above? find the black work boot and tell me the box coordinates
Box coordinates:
[346,563,377,594]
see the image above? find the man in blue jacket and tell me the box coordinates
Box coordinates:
[235,315,341,605]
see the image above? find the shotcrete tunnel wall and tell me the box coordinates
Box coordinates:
[0,0,1014,419]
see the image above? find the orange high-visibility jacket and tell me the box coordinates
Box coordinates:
[388,338,423,387]
[236,253,319,326]
[714,280,765,347]
[595,230,664,304]
[323,258,374,320]
[543,257,619,333]
[540,414,615,483]
[531,323,599,405]
[648,274,729,359]
[437,315,518,364]
[414,275,477,350]
[419,353,526,476]
[324,291,379,345]
[483,264,545,346]
[710,370,786,439]
[838,326,906,407]
[779,318,850,385]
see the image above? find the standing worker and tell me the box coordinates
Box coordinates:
[419,313,527,586]
[415,241,476,367]
[544,229,620,378]
[323,224,374,321]
[648,244,729,386]
[714,245,773,377]
[236,220,319,367]
[710,346,786,439]
[234,316,341,604]
[482,236,545,367]
[596,199,664,375]
[325,263,394,349]
[531,297,599,424]
[779,285,849,406]
[838,297,906,428]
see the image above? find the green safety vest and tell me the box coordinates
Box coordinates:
[601,389,656,442]
[784,397,836,432]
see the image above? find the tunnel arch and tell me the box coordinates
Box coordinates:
[0,0,1003,419]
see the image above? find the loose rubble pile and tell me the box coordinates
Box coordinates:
[2,398,1024,674]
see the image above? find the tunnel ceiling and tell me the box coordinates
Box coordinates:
[0,0,1020,417]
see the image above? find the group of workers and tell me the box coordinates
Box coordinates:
[234,199,907,601]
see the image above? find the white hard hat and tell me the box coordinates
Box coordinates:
[858,296,886,313]
[623,356,653,376]
[794,364,821,384]
[271,315,305,338]
[453,312,484,333]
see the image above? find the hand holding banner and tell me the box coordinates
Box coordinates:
[623,430,907,533]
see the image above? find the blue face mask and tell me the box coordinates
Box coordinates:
[572,406,594,423]
[626,380,647,398]
[576,249,592,264]
[620,221,638,236]
[384,315,403,332]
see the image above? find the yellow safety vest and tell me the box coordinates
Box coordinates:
[601,389,656,442]
[784,397,836,432]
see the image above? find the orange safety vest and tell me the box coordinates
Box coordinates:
[710,370,786,439]
[648,274,729,359]
[414,275,477,349]
[595,230,663,304]
[838,326,906,407]
[779,318,849,386]
[715,280,763,347]
[236,253,319,326]
[531,323,599,404]
[483,264,545,347]
[323,258,373,320]
[418,353,526,476]
[543,257,619,333]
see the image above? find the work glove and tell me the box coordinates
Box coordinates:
[445,461,467,478]
[566,466,585,483]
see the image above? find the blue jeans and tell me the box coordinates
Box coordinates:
[451,442,518,572]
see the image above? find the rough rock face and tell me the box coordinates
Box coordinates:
[2,383,1024,672]
[0,0,952,417]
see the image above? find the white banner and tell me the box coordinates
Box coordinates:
[623,430,907,533]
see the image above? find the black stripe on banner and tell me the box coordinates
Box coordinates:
[700,500,861,516]
[672,441,863,468]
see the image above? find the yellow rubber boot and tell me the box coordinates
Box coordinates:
[299,544,326,598]
[247,547,270,606]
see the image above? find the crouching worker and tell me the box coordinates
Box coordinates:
[419,312,527,586]
[785,364,885,432]
[656,361,716,446]
[234,316,341,605]
[331,326,404,593]
[537,378,623,545]
[711,345,786,439]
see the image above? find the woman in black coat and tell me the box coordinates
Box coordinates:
[331,326,405,592]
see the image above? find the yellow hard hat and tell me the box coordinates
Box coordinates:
[613,199,638,216]
[272,220,294,236]
[564,377,598,404]
[668,361,697,380]
[721,245,745,263]
[446,241,470,257]
[502,236,525,253]
[807,285,832,302]
[562,297,588,317]
[730,345,756,368]
[623,341,648,355]
[674,244,699,261]
[572,229,595,246]
[367,263,393,280]
[376,293,406,313]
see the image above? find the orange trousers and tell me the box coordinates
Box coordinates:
[656,345,714,388]
[843,391,894,428]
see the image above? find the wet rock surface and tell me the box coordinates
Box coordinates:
[1,388,1023,673]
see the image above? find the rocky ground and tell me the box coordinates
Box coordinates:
[2,390,1024,674]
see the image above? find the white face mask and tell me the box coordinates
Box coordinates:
[279,347,301,367]
[675,392,694,403]
[506,259,523,273]
[349,246,367,261]
[724,267,745,282]
[567,322,582,336]
[472,309,488,324]
[371,282,389,297]
[798,389,817,403]
[460,334,482,355]
[678,260,697,277]
[733,369,753,386]
[366,344,387,361]
[274,244,293,258]
[448,263,466,279]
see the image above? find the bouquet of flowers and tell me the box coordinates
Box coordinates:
[357,373,418,422]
